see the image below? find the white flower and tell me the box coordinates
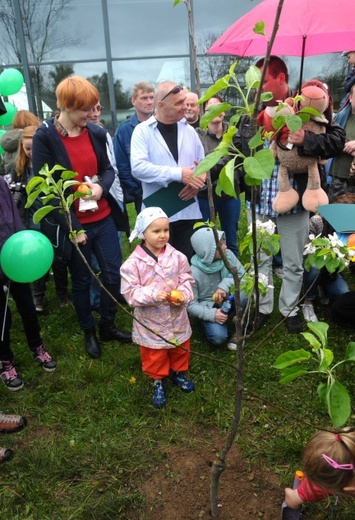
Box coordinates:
[247,219,276,236]
[258,272,273,289]
[304,242,316,256]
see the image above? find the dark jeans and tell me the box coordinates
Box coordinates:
[67,215,122,330]
[33,256,68,297]
[0,282,43,361]
[169,219,200,262]
[198,197,241,258]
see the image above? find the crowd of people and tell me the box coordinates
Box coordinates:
[1,56,355,512]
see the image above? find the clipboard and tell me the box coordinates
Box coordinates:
[317,204,355,233]
[143,182,194,218]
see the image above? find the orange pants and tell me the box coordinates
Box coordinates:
[140,339,191,380]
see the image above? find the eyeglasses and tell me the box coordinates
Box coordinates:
[160,85,183,102]
[91,105,104,112]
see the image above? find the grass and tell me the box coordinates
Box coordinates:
[1,200,355,519]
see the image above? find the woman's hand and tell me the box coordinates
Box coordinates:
[72,232,88,246]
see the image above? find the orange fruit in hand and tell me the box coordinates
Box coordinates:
[169,290,184,303]
[347,234,355,248]
[77,183,91,195]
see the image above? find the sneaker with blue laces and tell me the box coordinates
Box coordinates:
[171,371,195,393]
[152,379,166,408]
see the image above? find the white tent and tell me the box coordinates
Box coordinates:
[7,85,52,115]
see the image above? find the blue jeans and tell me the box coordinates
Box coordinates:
[303,266,349,301]
[203,321,229,345]
[198,196,241,258]
[67,215,122,330]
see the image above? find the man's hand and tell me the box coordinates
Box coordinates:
[182,166,206,189]
[288,129,305,146]
[178,185,199,201]
[343,140,355,155]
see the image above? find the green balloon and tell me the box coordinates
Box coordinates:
[0,230,54,283]
[0,102,18,126]
[0,68,24,96]
[0,129,6,154]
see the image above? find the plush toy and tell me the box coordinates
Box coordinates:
[258,80,331,214]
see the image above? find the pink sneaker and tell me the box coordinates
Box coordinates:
[32,345,57,372]
[0,361,24,391]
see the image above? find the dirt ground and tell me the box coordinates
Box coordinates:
[137,430,284,520]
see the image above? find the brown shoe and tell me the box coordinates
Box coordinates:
[0,447,14,463]
[0,411,27,434]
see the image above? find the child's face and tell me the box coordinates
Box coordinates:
[143,217,170,254]
[214,238,227,260]
[22,137,33,160]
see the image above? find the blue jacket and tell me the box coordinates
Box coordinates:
[113,113,143,202]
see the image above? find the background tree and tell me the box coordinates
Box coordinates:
[0,0,82,119]
[87,72,131,109]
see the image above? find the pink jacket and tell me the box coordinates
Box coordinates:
[120,243,194,349]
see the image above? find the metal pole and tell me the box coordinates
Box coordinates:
[13,0,36,114]
[101,0,117,130]
[188,0,196,91]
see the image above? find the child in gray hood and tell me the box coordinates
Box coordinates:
[188,227,246,350]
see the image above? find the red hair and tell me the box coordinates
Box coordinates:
[56,76,99,111]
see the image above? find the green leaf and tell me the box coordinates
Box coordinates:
[32,205,56,224]
[26,176,44,195]
[193,221,213,230]
[229,61,238,76]
[273,348,312,369]
[245,65,261,90]
[199,77,231,104]
[194,149,229,176]
[300,106,322,119]
[243,149,275,181]
[217,161,236,198]
[317,383,328,411]
[200,102,232,129]
[307,322,329,347]
[319,348,334,371]
[173,0,183,6]
[25,188,44,208]
[285,114,303,133]
[301,332,321,350]
[260,92,273,103]
[253,21,265,36]
[279,366,309,384]
[248,127,264,150]
[41,194,56,205]
[345,342,355,361]
[61,169,78,180]
[328,381,351,428]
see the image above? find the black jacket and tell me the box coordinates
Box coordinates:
[32,119,129,257]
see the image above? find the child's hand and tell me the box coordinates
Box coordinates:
[284,488,303,510]
[213,288,227,304]
[215,308,228,324]
[156,290,169,302]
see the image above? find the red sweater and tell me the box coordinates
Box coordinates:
[60,129,110,224]
[297,477,333,502]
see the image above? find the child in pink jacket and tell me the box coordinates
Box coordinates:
[120,207,195,408]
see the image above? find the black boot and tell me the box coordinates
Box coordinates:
[84,327,101,359]
[99,322,132,343]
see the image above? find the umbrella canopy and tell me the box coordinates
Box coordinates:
[207,0,355,58]
[208,0,355,87]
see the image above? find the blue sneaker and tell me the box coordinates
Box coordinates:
[172,371,195,393]
[152,380,166,408]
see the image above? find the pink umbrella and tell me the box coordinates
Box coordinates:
[207,0,355,86]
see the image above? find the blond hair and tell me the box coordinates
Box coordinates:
[303,429,355,497]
